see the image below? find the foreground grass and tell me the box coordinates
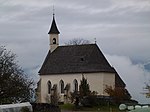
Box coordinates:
[60,103,75,110]
[60,103,125,112]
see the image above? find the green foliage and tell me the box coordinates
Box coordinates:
[79,75,91,97]
[60,104,123,112]
[104,85,131,104]
[70,75,92,108]
[20,107,31,112]
[59,103,75,110]
[0,46,34,104]
[31,103,61,112]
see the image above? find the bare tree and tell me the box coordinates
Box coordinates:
[65,38,90,45]
[0,46,34,104]
[104,85,131,104]
[143,83,150,98]
[79,75,91,97]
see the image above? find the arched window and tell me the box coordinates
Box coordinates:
[47,81,51,94]
[73,79,78,92]
[59,80,64,93]
[53,38,56,44]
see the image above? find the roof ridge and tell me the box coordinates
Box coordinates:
[58,43,97,47]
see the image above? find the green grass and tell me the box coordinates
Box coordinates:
[59,103,75,110]
[59,104,125,112]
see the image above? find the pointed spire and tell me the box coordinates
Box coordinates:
[48,11,60,34]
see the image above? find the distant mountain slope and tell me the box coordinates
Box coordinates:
[144,61,150,72]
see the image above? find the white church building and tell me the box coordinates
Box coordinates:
[36,14,126,103]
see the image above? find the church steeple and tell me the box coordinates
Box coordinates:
[48,14,60,34]
[48,13,60,52]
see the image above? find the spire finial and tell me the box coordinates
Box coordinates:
[53,5,55,16]
[94,38,97,44]
[48,6,60,34]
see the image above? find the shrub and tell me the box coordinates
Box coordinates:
[20,107,30,112]
[31,103,61,112]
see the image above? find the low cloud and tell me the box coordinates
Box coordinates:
[105,54,150,104]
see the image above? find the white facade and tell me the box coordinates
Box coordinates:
[38,72,115,103]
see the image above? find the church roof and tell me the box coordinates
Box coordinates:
[48,15,60,34]
[39,44,115,75]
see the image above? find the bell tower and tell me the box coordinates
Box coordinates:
[48,13,60,52]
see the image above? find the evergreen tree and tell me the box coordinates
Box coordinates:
[79,75,91,97]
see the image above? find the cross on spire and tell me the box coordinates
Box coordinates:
[48,6,60,34]
[94,38,97,44]
[53,5,55,16]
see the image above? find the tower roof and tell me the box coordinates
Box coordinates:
[48,15,60,34]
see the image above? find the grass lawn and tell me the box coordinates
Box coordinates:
[59,103,125,112]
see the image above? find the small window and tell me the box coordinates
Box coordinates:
[73,79,78,92]
[81,58,84,61]
[53,38,56,44]
[60,80,64,93]
[47,81,51,94]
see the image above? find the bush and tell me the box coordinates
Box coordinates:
[81,96,97,107]
[81,95,114,107]
[31,103,61,112]
[20,107,30,112]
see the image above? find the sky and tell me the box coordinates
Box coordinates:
[0,0,150,104]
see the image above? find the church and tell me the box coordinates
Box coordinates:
[36,14,126,103]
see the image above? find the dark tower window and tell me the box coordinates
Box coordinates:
[60,80,64,93]
[47,81,51,94]
[53,38,56,44]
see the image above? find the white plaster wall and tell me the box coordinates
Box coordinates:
[40,72,115,103]
[103,73,115,95]
[84,72,115,96]
[84,73,103,95]
[40,73,82,103]
[103,73,115,88]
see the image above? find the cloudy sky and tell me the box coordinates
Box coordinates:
[0,0,150,103]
